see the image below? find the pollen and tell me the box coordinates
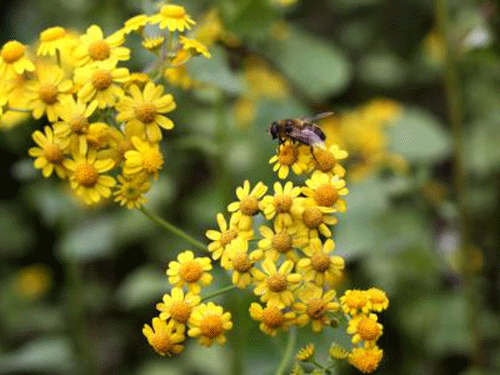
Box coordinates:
[240,196,259,216]
[302,207,323,229]
[135,103,158,124]
[1,40,26,63]
[311,252,330,273]
[306,298,327,320]
[357,316,381,341]
[220,229,238,247]
[179,260,203,283]
[92,69,112,90]
[274,194,292,213]
[272,232,292,254]
[313,148,336,172]
[314,184,339,207]
[199,314,223,338]
[232,252,252,273]
[150,332,174,355]
[277,144,297,166]
[160,4,187,18]
[262,305,285,328]
[142,148,164,174]
[38,83,59,105]
[43,144,64,164]
[170,300,192,324]
[88,40,111,61]
[40,27,66,42]
[74,162,99,188]
[266,273,288,293]
[69,115,89,134]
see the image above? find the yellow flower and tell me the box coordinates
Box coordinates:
[63,143,116,205]
[123,137,164,180]
[0,40,35,77]
[143,317,185,356]
[73,24,130,66]
[251,258,301,308]
[348,346,383,373]
[329,343,349,359]
[259,181,301,227]
[292,197,338,238]
[156,287,201,328]
[25,63,73,122]
[225,237,263,288]
[309,144,348,177]
[188,302,233,346]
[29,126,69,179]
[166,250,213,294]
[366,288,389,312]
[347,313,383,345]
[116,81,176,143]
[302,171,348,211]
[141,36,165,52]
[113,173,150,209]
[75,59,129,108]
[293,285,339,332]
[164,66,193,90]
[296,343,315,361]
[297,238,344,286]
[257,221,306,262]
[179,36,211,58]
[249,302,295,336]
[269,141,310,179]
[340,290,371,316]
[37,26,74,57]
[15,263,52,300]
[122,14,150,34]
[227,180,267,230]
[150,4,196,32]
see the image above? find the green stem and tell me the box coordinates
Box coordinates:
[138,206,207,252]
[434,0,480,366]
[275,326,297,375]
[201,284,238,302]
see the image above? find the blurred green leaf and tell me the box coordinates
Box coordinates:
[116,265,166,310]
[387,106,451,163]
[227,0,277,35]
[0,203,35,257]
[467,112,500,175]
[358,52,408,88]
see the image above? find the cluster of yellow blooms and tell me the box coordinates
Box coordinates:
[0,3,212,207]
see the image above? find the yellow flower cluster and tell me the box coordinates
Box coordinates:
[0,3,210,207]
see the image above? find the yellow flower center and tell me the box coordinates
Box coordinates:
[274,194,292,213]
[142,147,164,173]
[306,298,327,320]
[313,184,339,206]
[199,314,223,338]
[311,252,330,273]
[302,207,323,229]
[43,144,64,164]
[69,114,89,134]
[1,40,26,63]
[92,69,112,90]
[262,305,284,328]
[357,317,380,341]
[240,195,259,216]
[272,232,292,254]
[74,162,99,188]
[232,251,252,273]
[170,300,192,324]
[160,4,187,18]
[40,27,66,42]
[150,330,174,355]
[277,144,297,166]
[220,229,237,247]
[266,273,288,293]
[134,102,157,124]
[344,290,369,310]
[179,260,203,283]
[88,40,111,61]
[313,148,336,172]
[38,83,59,105]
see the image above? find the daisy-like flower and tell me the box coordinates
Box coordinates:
[366,288,389,312]
[227,180,267,230]
[292,197,338,238]
[348,346,383,374]
[257,221,306,262]
[113,173,150,209]
[0,40,35,77]
[143,317,185,356]
[179,36,211,58]
[116,81,176,143]
[141,36,165,53]
[75,59,129,109]
[249,301,295,337]
[347,313,383,345]
[259,181,301,227]
[63,143,116,205]
[123,137,164,180]
[37,26,74,57]
[164,65,193,90]
[225,237,263,288]
[269,141,310,179]
[205,213,253,268]
[166,250,213,294]
[296,238,344,287]
[73,24,130,66]
[310,144,348,177]
[302,171,348,212]
[29,126,70,179]
[121,14,150,35]
[293,285,339,332]
[25,63,73,122]
[296,343,315,361]
[251,258,301,307]
[188,302,233,347]
[156,287,201,328]
[340,289,371,316]
[150,4,196,32]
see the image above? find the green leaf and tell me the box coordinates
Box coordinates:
[466,111,500,175]
[269,28,352,100]
[116,265,166,310]
[227,0,277,36]
[0,202,35,257]
[387,106,451,163]
[358,52,408,88]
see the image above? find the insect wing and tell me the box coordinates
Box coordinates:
[288,126,325,147]
[300,112,335,124]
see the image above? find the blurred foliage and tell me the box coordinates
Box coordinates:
[1,0,500,374]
